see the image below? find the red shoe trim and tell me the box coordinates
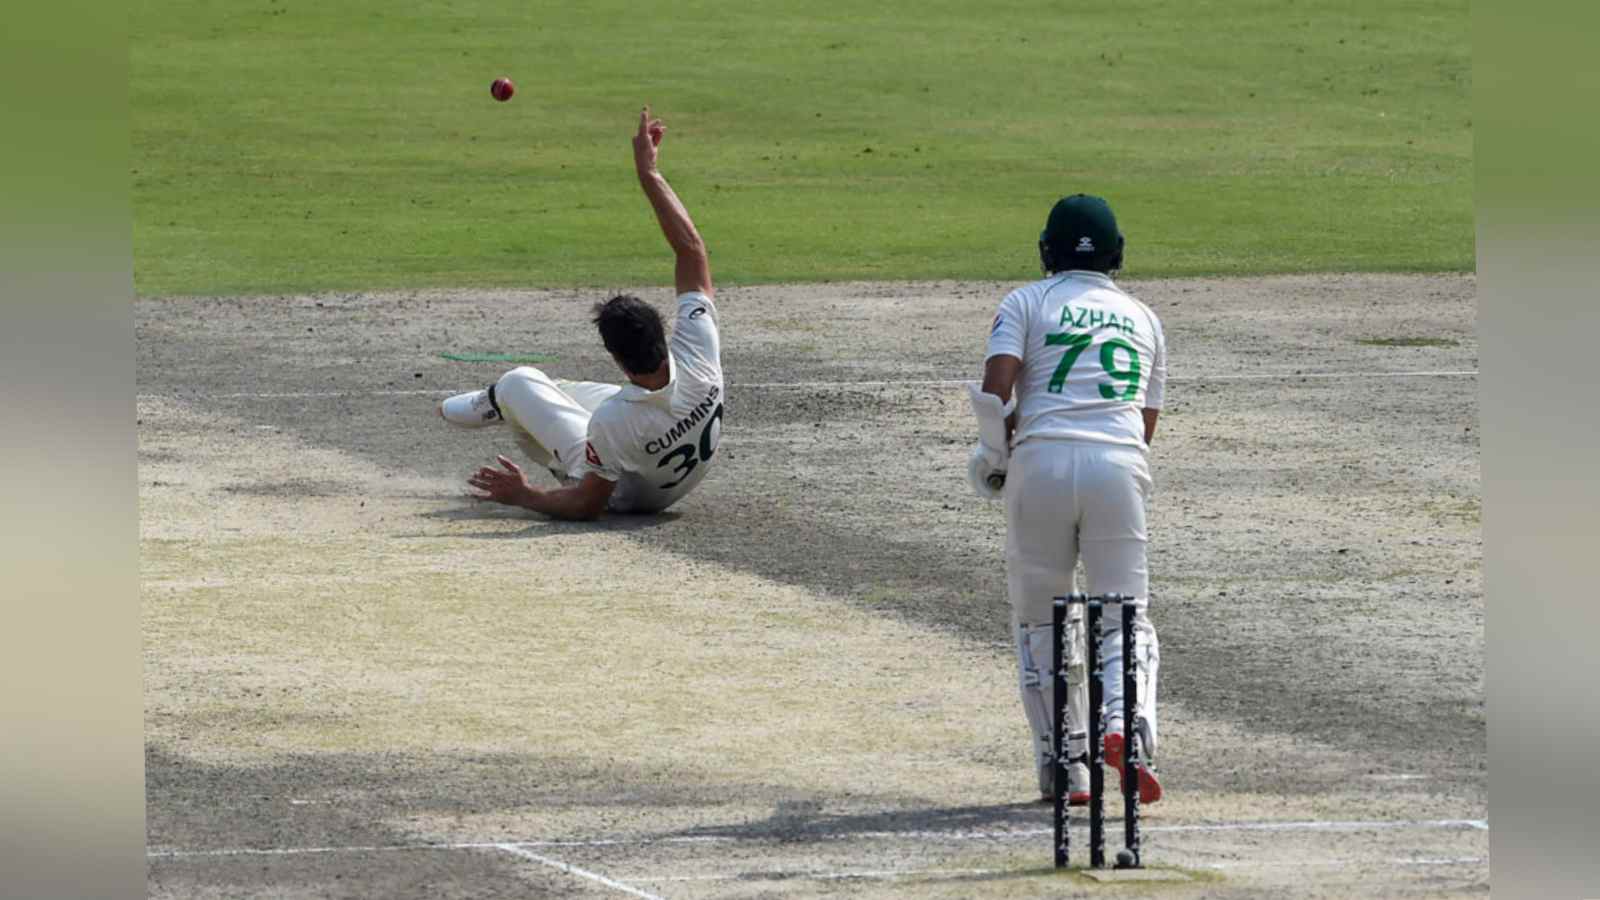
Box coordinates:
[1104,732,1163,804]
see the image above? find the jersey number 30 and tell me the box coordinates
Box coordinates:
[1044,331,1142,400]
[655,404,725,490]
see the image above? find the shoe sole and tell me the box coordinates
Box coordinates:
[1103,733,1163,804]
[1039,791,1093,806]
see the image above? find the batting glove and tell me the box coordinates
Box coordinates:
[968,443,1007,500]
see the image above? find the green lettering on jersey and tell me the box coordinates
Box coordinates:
[1059,306,1138,335]
[1045,331,1095,393]
[1097,339,1143,400]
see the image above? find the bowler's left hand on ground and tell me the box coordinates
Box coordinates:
[469,455,535,506]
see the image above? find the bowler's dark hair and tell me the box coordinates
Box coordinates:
[592,294,668,375]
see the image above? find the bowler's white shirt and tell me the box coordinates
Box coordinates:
[581,292,725,513]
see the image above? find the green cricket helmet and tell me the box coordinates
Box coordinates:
[1039,193,1124,273]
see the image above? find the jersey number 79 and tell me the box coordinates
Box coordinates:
[1044,331,1143,400]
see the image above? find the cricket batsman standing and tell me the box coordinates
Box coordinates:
[969,194,1165,804]
[437,107,723,519]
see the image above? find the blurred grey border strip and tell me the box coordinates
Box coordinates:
[0,0,143,897]
[1479,0,1600,895]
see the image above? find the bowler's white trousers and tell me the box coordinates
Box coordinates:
[1006,438,1161,782]
[493,367,620,480]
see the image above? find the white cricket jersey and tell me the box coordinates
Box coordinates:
[581,291,725,513]
[985,270,1166,450]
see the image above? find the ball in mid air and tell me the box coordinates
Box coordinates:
[490,77,515,102]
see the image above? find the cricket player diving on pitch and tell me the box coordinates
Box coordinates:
[437,107,723,520]
[969,194,1165,805]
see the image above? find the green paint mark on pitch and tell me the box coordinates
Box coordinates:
[439,351,558,364]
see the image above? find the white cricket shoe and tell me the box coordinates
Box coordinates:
[439,387,502,427]
[1039,759,1091,806]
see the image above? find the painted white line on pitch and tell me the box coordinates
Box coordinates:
[737,370,1479,389]
[133,369,1479,401]
[502,835,740,849]
[1396,856,1487,866]
[493,844,665,900]
[631,855,1488,882]
[1201,855,1487,871]
[146,841,501,858]
[1147,817,1487,834]
[633,855,1485,883]
[638,866,1004,883]
[145,837,732,859]
[146,817,1487,859]
[821,817,1489,841]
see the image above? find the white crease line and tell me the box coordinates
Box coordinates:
[505,835,739,849]
[135,369,1479,401]
[738,371,1479,389]
[631,856,1489,882]
[147,841,498,858]
[640,866,1003,883]
[146,817,1487,859]
[1148,817,1487,834]
[493,843,664,900]
[1396,856,1487,866]
[837,817,1489,840]
[1202,856,1487,870]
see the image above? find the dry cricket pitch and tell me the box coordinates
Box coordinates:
[140,274,1484,898]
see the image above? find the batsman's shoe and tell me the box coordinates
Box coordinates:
[1039,760,1092,806]
[439,387,502,427]
[1103,732,1163,804]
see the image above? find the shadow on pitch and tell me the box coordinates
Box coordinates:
[404,503,682,539]
[665,798,1048,842]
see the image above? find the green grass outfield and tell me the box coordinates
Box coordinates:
[132,0,1470,296]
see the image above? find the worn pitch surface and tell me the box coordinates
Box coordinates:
[140,274,1483,898]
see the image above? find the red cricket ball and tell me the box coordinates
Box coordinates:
[490,77,515,102]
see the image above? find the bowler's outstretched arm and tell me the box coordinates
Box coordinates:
[633,106,712,297]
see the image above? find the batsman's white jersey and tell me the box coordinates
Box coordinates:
[581,291,724,513]
[491,291,723,515]
[983,269,1164,800]
[986,270,1166,450]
